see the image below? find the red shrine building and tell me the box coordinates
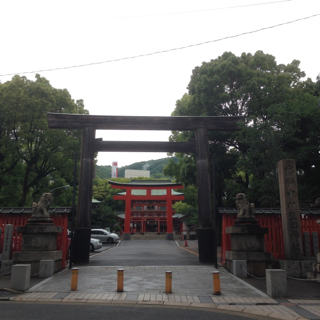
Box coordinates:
[109,180,184,240]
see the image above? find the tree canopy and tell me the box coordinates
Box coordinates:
[0,74,88,207]
[166,51,320,208]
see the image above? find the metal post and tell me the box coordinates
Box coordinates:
[71,268,79,291]
[165,271,172,294]
[213,271,221,295]
[117,269,124,292]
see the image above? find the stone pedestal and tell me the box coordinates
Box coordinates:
[13,223,62,275]
[225,224,272,277]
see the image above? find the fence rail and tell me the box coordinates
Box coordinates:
[0,212,69,269]
[221,213,320,264]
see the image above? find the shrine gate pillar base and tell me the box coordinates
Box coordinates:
[123,233,131,240]
[198,228,215,263]
[73,228,91,263]
[166,233,174,240]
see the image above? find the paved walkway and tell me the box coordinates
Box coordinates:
[3,241,320,320]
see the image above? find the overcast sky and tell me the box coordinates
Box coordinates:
[1,0,319,167]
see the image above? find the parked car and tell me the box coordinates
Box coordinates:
[91,229,119,243]
[90,238,102,252]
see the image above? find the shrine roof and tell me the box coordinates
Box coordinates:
[109,179,183,188]
[0,207,72,214]
[116,213,185,219]
[116,190,184,196]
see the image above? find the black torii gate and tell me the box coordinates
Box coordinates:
[47,113,242,264]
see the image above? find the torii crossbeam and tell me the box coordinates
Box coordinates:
[47,112,243,263]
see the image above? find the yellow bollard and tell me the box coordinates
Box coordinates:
[117,269,124,292]
[165,271,172,294]
[213,270,221,295]
[71,268,78,291]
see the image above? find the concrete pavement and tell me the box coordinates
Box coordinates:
[2,241,320,320]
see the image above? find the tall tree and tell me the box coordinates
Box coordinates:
[167,51,320,207]
[0,74,88,206]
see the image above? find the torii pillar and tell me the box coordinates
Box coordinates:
[73,127,95,263]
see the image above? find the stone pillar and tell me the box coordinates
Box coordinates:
[10,264,31,291]
[266,269,287,298]
[2,224,14,260]
[278,160,303,260]
[196,128,214,263]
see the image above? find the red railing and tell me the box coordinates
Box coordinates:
[0,212,69,269]
[221,213,320,264]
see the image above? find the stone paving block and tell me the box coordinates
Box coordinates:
[64,293,77,299]
[52,292,69,299]
[162,295,169,301]
[242,308,271,317]
[13,297,38,301]
[86,299,112,304]
[125,294,139,301]
[37,298,63,302]
[164,301,191,307]
[300,305,320,317]
[143,294,150,300]
[137,300,164,305]
[62,299,87,303]
[191,302,217,309]
[168,295,175,301]
[217,305,245,312]
[112,300,137,304]
[267,312,302,320]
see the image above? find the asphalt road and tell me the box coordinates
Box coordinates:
[0,302,265,320]
[85,240,201,266]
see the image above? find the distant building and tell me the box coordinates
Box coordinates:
[125,169,150,178]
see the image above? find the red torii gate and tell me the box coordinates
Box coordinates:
[109,180,184,238]
[47,113,243,264]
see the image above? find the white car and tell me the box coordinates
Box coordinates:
[90,238,103,252]
[91,229,120,243]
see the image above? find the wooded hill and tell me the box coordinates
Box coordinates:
[95,157,178,180]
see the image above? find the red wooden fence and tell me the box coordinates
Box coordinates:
[221,211,320,264]
[0,210,69,269]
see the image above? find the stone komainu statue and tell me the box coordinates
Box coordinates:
[236,193,255,219]
[30,193,54,222]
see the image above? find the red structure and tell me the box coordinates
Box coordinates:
[109,180,184,240]
[220,208,320,264]
[0,208,70,269]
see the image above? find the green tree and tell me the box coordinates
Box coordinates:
[0,74,88,206]
[167,51,320,207]
[91,178,129,229]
